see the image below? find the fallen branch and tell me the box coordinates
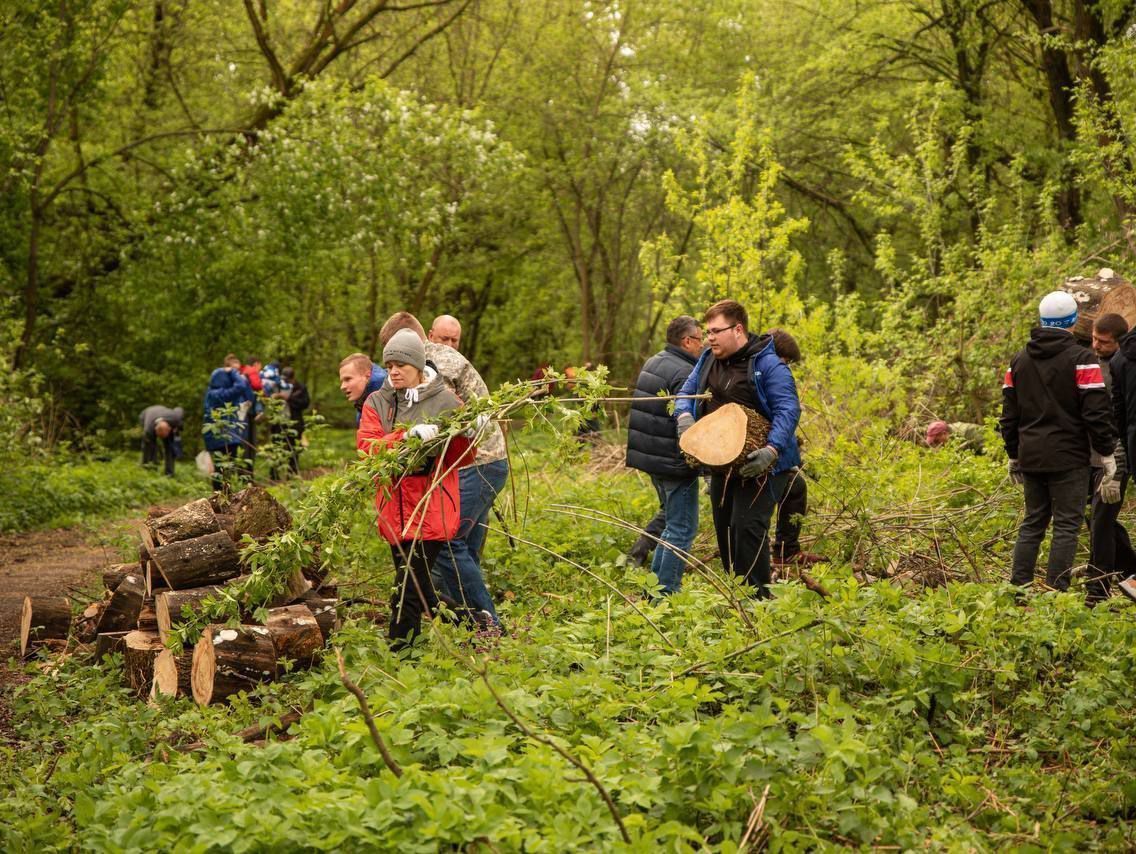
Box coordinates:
[172,706,308,753]
[676,619,824,678]
[335,648,403,778]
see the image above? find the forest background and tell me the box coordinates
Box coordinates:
[5,0,1136,455]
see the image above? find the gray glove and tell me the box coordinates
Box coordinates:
[1008,459,1024,485]
[1101,454,1118,481]
[1099,476,1123,504]
[675,413,694,439]
[739,445,778,478]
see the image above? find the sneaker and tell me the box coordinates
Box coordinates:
[1119,577,1136,604]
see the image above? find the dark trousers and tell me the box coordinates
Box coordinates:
[142,434,175,476]
[389,540,443,648]
[1011,468,1090,591]
[211,444,241,492]
[1087,470,1136,602]
[709,470,788,597]
[774,469,807,559]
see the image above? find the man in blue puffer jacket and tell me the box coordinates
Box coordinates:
[674,299,801,598]
[203,365,254,491]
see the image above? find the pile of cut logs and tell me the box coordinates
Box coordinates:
[19,487,339,705]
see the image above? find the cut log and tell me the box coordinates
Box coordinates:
[102,562,139,592]
[265,605,323,668]
[144,559,169,598]
[75,600,107,644]
[147,498,222,547]
[191,625,278,706]
[266,567,312,608]
[297,589,339,638]
[215,512,237,541]
[151,648,195,699]
[230,486,292,542]
[94,630,131,661]
[123,630,164,696]
[678,402,771,472]
[151,531,242,590]
[1062,269,1136,342]
[95,573,146,634]
[138,596,158,633]
[20,596,70,657]
[155,586,225,643]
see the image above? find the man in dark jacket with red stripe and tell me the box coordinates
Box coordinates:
[1000,290,1117,592]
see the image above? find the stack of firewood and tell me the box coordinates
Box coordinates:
[19,487,339,705]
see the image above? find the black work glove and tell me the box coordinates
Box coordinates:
[739,445,778,479]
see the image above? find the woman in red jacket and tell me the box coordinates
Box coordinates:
[357,329,475,648]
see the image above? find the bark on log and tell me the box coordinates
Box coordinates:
[215,513,237,541]
[20,596,70,656]
[94,630,131,661]
[265,605,323,668]
[95,573,146,634]
[123,630,164,696]
[151,648,195,699]
[679,402,771,472]
[297,589,339,638]
[230,486,292,542]
[147,498,222,547]
[144,559,169,598]
[151,531,242,590]
[191,625,278,706]
[75,600,107,644]
[102,563,139,592]
[138,597,158,633]
[155,586,225,643]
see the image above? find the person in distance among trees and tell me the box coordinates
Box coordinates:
[139,404,184,477]
[203,360,255,493]
[1000,291,1116,594]
[624,315,704,592]
[674,300,802,599]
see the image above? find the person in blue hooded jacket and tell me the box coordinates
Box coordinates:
[338,352,388,424]
[203,365,254,491]
[674,299,801,598]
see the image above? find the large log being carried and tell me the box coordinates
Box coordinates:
[191,625,278,706]
[678,403,771,473]
[20,596,71,657]
[151,531,242,590]
[95,573,147,634]
[123,630,165,696]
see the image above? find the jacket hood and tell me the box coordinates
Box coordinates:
[1121,329,1136,361]
[664,344,698,364]
[209,368,236,390]
[723,332,768,364]
[376,366,448,408]
[1026,326,1077,359]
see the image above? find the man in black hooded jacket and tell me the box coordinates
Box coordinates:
[1000,290,1116,592]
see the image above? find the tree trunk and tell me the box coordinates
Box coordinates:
[94,630,131,661]
[147,498,221,546]
[151,531,242,589]
[102,562,139,591]
[155,586,225,643]
[123,630,165,696]
[151,647,194,699]
[298,590,339,638]
[20,596,70,657]
[191,625,278,706]
[95,572,147,634]
[678,403,771,472]
[265,604,323,668]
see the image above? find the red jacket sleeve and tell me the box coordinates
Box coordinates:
[357,401,405,453]
[242,366,263,392]
[442,435,475,470]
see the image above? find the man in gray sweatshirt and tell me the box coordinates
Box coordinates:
[139,405,184,476]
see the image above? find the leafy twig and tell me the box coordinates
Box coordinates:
[335,648,403,778]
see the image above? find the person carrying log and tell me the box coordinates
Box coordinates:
[379,312,509,630]
[674,300,802,599]
[624,316,704,592]
[1000,291,1116,594]
[356,329,481,649]
[139,405,184,476]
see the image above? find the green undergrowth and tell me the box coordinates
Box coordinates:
[4,435,1136,850]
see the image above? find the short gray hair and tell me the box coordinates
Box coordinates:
[666,315,699,346]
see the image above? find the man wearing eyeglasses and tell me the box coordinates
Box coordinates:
[625,316,705,592]
[673,299,802,598]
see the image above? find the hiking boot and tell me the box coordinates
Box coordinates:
[1119,576,1136,604]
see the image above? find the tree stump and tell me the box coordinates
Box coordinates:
[102,563,139,592]
[191,625,278,706]
[155,586,225,643]
[265,605,323,668]
[678,402,771,472]
[75,600,108,644]
[298,590,339,639]
[20,596,70,657]
[151,648,195,699]
[123,630,164,696]
[151,531,242,590]
[230,486,292,542]
[95,573,146,635]
[93,631,131,661]
[147,498,222,547]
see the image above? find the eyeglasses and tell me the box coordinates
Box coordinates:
[705,323,739,337]
[683,333,703,343]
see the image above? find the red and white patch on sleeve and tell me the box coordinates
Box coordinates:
[1002,368,1014,389]
[1075,364,1105,390]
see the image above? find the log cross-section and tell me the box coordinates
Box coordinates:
[152,648,195,699]
[679,402,771,472]
[20,596,70,657]
[151,531,242,590]
[123,630,165,697]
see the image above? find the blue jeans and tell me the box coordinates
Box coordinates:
[432,459,510,621]
[649,475,700,594]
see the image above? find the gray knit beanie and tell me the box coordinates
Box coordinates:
[383,328,426,373]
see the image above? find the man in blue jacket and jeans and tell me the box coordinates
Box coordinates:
[675,300,801,598]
